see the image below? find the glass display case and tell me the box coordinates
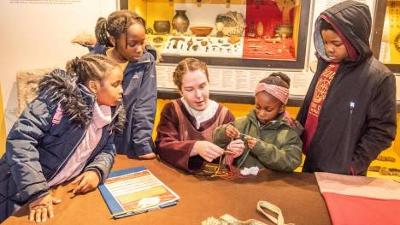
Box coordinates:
[377,0,400,72]
[122,0,311,69]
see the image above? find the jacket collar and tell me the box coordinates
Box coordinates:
[247,109,289,129]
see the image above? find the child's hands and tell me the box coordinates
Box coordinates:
[246,136,258,150]
[192,141,224,162]
[226,139,245,158]
[71,171,100,195]
[29,193,61,222]
[225,124,240,139]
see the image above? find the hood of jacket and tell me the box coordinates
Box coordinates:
[38,69,125,129]
[314,0,372,64]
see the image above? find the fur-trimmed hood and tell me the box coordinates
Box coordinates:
[37,69,125,131]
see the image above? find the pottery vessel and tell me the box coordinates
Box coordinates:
[153,20,171,34]
[172,10,190,33]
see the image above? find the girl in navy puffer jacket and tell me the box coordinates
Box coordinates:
[0,54,125,223]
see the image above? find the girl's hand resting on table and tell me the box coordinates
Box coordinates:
[29,193,61,222]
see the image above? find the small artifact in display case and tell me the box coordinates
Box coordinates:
[215,22,224,37]
[190,26,213,36]
[215,11,245,37]
[163,36,243,58]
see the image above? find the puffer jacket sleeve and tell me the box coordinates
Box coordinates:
[352,73,397,174]
[251,128,303,172]
[84,132,116,183]
[131,58,157,155]
[6,98,53,202]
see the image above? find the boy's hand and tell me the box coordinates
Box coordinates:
[71,171,100,195]
[246,136,258,150]
[225,124,240,139]
[29,193,61,222]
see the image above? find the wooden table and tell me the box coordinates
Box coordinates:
[3,155,331,225]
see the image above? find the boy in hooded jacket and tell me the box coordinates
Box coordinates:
[297,0,396,175]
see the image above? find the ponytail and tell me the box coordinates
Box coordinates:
[95,17,111,47]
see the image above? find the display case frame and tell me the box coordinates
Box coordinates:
[121,0,312,69]
[372,0,400,73]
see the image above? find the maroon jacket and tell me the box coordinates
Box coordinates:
[155,99,234,172]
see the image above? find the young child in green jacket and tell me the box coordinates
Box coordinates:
[213,72,302,173]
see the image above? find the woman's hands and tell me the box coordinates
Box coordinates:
[29,193,61,222]
[71,171,100,195]
[192,141,224,162]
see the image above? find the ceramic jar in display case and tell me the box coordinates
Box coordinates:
[153,20,171,34]
[172,10,190,33]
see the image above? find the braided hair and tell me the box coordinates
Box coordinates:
[95,10,146,47]
[173,58,209,90]
[259,72,290,89]
[65,54,118,84]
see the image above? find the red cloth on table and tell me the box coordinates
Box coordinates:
[315,172,400,225]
